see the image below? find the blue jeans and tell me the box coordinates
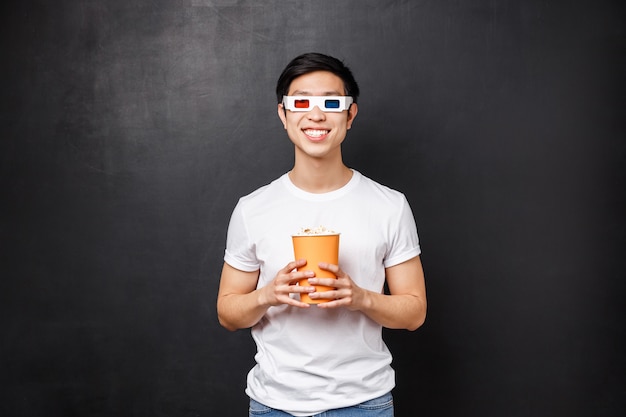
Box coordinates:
[249,392,393,416]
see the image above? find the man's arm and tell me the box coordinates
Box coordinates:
[364,255,427,330]
[310,256,427,331]
[216,263,264,331]
[217,260,315,331]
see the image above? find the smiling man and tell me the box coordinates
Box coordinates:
[217,53,427,417]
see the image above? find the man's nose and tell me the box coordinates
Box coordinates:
[307,106,326,120]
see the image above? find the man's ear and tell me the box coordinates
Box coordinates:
[277,103,287,129]
[346,103,358,130]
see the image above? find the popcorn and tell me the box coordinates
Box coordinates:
[293,225,338,236]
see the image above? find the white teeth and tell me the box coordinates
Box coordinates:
[304,129,329,138]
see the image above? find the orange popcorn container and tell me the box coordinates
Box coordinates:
[292,233,340,304]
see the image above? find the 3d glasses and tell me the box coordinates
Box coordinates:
[282,96,354,112]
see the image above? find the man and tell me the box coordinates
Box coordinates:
[217,53,427,416]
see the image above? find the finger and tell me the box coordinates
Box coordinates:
[318,262,343,276]
[279,296,311,309]
[314,299,343,309]
[307,277,339,287]
[286,283,316,293]
[312,295,348,309]
[282,270,315,286]
[308,288,340,301]
[282,259,308,273]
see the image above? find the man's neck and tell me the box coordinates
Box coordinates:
[289,157,353,194]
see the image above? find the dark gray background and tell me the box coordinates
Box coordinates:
[1,1,624,416]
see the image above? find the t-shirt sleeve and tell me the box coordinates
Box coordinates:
[223,200,261,272]
[383,195,421,268]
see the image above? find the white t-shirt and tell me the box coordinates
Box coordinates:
[224,170,421,416]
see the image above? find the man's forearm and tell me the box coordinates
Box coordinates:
[217,290,269,331]
[360,291,426,331]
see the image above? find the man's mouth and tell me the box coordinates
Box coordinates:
[303,129,329,139]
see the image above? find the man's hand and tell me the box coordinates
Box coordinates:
[305,262,367,310]
[258,259,316,309]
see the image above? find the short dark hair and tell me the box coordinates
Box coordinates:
[276,53,360,104]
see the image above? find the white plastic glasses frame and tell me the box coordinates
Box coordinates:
[282,95,354,112]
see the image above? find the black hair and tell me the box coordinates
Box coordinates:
[275,53,360,104]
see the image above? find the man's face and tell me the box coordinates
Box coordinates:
[278,71,358,161]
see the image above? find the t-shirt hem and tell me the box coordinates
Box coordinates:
[383,247,421,269]
[223,253,259,272]
[247,384,395,416]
